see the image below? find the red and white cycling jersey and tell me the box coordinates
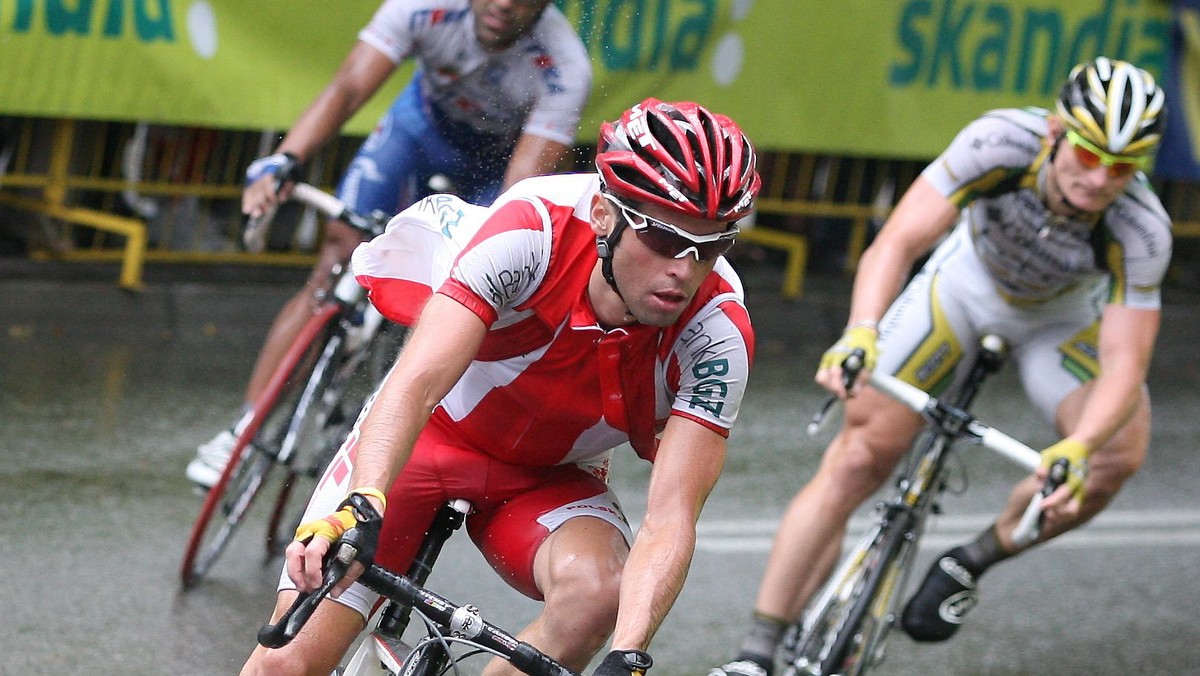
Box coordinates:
[352,173,755,470]
[359,0,591,145]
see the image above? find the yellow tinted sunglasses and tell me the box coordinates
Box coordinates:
[1064,129,1151,178]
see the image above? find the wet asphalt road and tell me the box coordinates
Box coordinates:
[2,260,1198,675]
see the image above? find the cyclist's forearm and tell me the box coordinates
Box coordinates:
[1065,305,1158,450]
[501,135,572,190]
[610,518,695,651]
[610,421,724,651]
[846,242,912,326]
[276,41,396,163]
[346,379,430,495]
[1063,363,1145,451]
[275,89,364,163]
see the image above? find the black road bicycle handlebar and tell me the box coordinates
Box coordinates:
[257,496,579,676]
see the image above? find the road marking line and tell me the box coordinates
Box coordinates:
[695,509,1200,552]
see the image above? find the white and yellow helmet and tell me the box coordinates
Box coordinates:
[1055,56,1166,156]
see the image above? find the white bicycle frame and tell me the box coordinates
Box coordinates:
[866,369,1047,545]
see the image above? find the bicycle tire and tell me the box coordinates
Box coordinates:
[263,332,351,558]
[820,511,915,675]
[784,510,912,676]
[262,321,409,557]
[180,304,340,587]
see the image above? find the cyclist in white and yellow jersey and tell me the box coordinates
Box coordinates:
[712,57,1171,676]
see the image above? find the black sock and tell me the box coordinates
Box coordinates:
[955,525,1013,576]
[735,612,787,671]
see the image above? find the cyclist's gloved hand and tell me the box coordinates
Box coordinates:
[593,650,652,676]
[817,322,879,393]
[1040,438,1089,502]
[294,487,388,546]
[245,151,302,188]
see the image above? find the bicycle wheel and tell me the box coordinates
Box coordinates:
[264,321,409,557]
[180,304,340,587]
[263,333,351,558]
[784,510,914,676]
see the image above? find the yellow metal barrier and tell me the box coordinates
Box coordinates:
[1,116,1197,297]
[0,117,350,289]
[0,120,149,289]
[737,225,809,299]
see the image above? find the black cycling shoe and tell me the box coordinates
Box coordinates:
[901,548,981,642]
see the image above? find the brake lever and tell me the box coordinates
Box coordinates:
[256,540,359,648]
[256,494,385,648]
[807,349,866,436]
[1011,457,1069,547]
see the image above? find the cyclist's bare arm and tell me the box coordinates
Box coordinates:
[1041,303,1158,514]
[287,295,487,592]
[610,417,726,652]
[816,178,960,396]
[243,41,396,218]
[502,134,575,190]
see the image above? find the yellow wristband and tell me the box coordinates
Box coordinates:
[349,487,388,513]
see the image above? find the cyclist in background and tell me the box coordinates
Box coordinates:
[712,57,1171,676]
[239,98,761,676]
[186,0,592,489]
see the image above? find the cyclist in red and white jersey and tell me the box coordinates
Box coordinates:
[713,57,1171,676]
[187,0,592,489]
[240,98,762,676]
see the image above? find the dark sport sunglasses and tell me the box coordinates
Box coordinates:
[1065,129,1151,178]
[603,193,739,262]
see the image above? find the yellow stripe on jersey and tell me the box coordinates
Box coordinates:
[1105,239,1126,305]
[1059,322,1101,382]
[947,142,1046,208]
[948,167,1015,207]
[894,275,964,395]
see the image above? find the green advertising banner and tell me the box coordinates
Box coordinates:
[0,1,404,133]
[0,0,1175,159]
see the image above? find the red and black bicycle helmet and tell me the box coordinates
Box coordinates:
[595,98,761,222]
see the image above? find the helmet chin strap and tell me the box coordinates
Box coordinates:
[596,218,631,305]
[1046,134,1089,218]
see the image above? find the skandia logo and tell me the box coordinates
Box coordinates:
[889,0,1169,95]
[3,0,220,59]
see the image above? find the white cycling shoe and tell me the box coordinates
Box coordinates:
[709,659,771,676]
[186,429,238,490]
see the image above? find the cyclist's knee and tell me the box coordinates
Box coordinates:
[242,646,317,676]
[241,595,361,675]
[546,553,621,621]
[536,524,624,647]
[823,418,915,493]
[1085,416,1149,499]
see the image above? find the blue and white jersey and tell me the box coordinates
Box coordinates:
[359,0,592,145]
